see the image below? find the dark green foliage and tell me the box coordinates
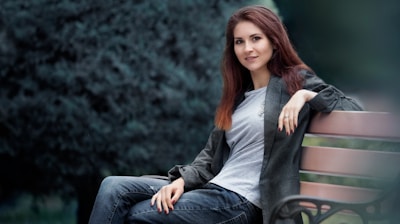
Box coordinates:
[0,0,257,222]
[275,0,400,98]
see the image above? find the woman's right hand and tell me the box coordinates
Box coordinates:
[278,89,317,135]
[150,177,185,214]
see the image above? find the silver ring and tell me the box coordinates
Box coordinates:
[284,115,289,118]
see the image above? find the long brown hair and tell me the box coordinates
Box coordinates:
[215,5,311,130]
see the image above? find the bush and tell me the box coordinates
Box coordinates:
[0,0,264,222]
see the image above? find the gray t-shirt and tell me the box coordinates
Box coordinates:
[210,86,266,208]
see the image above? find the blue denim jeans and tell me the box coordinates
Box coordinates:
[89,176,262,224]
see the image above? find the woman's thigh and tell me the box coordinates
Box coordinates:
[97,176,169,202]
[89,176,169,224]
[126,183,261,224]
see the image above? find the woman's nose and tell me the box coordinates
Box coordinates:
[244,42,253,52]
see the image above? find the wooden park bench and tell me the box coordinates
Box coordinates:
[270,111,400,223]
[144,110,400,223]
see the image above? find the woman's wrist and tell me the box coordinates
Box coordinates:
[174,177,185,188]
[299,89,317,102]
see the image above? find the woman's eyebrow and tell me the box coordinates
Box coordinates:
[234,33,263,39]
[249,33,262,37]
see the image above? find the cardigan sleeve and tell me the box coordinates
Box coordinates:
[167,128,224,190]
[301,70,364,112]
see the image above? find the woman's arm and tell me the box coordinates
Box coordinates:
[154,128,224,213]
[278,70,363,135]
[301,70,364,112]
[167,128,224,190]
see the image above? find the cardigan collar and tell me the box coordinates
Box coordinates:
[262,75,282,162]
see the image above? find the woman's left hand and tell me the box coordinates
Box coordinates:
[151,177,184,214]
[278,89,317,135]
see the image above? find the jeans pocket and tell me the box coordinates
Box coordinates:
[217,212,248,224]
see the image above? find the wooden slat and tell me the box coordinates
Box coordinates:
[300,146,400,179]
[308,111,400,139]
[300,181,379,203]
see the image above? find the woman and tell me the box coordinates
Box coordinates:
[89,5,363,224]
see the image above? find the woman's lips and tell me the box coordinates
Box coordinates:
[245,56,258,62]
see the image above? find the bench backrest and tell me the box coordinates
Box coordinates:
[300,111,400,202]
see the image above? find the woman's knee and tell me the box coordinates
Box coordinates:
[100,176,118,188]
[98,176,127,195]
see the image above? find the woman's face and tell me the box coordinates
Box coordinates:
[233,21,274,75]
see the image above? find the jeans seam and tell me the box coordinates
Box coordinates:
[215,196,252,212]
[110,190,155,222]
[216,212,247,224]
[171,199,252,212]
[107,193,121,224]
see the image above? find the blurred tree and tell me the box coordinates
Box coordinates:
[274,0,400,98]
[0,0,265,223]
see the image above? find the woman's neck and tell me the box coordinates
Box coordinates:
[250,69,271,89]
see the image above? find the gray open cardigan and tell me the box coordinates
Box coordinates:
[168,71,363,223]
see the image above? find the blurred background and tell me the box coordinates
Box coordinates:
[0,0,399,223]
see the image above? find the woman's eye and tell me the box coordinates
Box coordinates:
[252,36,261,41]
[235,39,243,45]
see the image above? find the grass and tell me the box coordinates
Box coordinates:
[302,212,392,224]
[0,194,76,224]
